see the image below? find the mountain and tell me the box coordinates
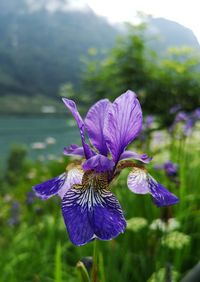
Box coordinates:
[0,1,118,98]
[0,0,200,101]
[147,17,200,53]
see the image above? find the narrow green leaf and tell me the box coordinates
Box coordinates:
[77,261,90,282]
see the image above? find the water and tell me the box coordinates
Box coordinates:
[0,115,80,166]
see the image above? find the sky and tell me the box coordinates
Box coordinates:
[72,0,200,43]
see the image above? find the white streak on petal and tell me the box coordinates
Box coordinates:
[127,168,149,194]
[58,168,83,199]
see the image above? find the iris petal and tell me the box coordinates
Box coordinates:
[127,168,179,206]
[127,168,149,194]
[120,150,152,163]
[58,168,84,199]
[62,98,94,159]
[33,168,84,200]
[82,155,115,172]
[63,144,85,157]
[62,188,94,246]
[92,189,126,240]
[62,187,126,246]
[33,173,66,200]
[85,99,111,155]
[148,176,179,207]
[104,90,142,163]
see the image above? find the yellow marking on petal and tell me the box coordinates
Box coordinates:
[73,184,84,190]
[82,171,109,191]
[117,160,147,171]
[66,161,82,172]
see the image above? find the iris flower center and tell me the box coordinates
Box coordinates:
[75,170,109,192]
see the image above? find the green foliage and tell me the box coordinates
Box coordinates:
[0,125,200,281]
[144,46,200,124]
[83,23,200,125]
[5,145,28,185]
[82,22,154,102]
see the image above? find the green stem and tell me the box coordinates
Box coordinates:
[91,239,98,282]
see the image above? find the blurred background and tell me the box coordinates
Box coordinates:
[0,0,200,281]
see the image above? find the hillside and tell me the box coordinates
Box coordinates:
[0,0,200,104]
[0,1,118,98]
[147,17,200,54]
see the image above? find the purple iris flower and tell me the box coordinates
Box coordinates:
[33,90,179,246]
[169,104,182,114]
[174,111,188,123]
[170,107,200,136]
[184,107,200,135]
[7,201,20,227]
[144,115,154,130]
[194,108,200,119]
[155,161,178,177]
[164,161,178,177]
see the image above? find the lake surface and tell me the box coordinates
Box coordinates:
[0,115,80,167]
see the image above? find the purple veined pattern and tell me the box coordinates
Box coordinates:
[33,173,67,200]
[62,186,126,246]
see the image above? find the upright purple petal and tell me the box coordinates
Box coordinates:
[62,98,94,159]
[63,144,85,157]
[127,168,179,207]
[33,173,66,200]
[85,99,111,155]
[104,90,142,163]
[82,155,114,172]
[62,187,126,246]
[120,150,152,163]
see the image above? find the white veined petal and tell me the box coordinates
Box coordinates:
[127,168,149,194]
[58,168,84,199]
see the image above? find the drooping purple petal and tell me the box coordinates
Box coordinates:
[63,144,85,157]
[62,98,94,159]
[33,173,66,200]
[127,168,179,206]
[82,155,115,172]
[62,187,126,246]
[85,99,111,155]
[92,189,126,240]
[58,168,84,199]
[62,188,94,246]
[104,90,142,163]
[148,176,179,207]
[120,150,152,163]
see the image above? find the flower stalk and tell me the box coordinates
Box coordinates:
[91,240,98,282]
